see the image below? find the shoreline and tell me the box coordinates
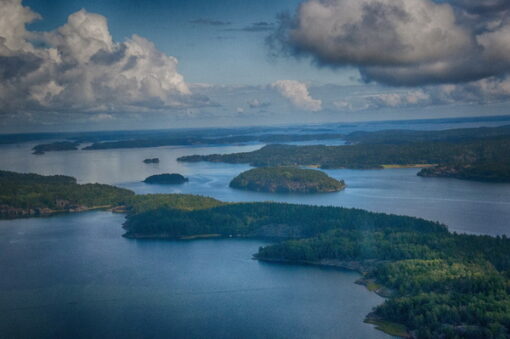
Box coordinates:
[381,164,436,169]
[0,204,114,220]
[255,256,410,338]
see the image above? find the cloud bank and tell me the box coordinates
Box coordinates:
[269,0,510,86]
[0,0,208,121]
[272,80,322,111]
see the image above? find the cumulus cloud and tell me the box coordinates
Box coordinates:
[335,76,510,111]
[268,0,510,86]
[0,0,209,120]
[431,76,510,105]
[272,80,322,111]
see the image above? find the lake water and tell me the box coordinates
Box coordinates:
[2,141,508,235]
[0,212,386,339]
[1,137,510,338]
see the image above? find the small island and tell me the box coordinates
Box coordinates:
[4,167,510,338]
[143,158,159,164]
[229,167,345,193]
[143,173,188,185]
[32,141,80,155]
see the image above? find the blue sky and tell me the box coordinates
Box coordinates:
[1,0,510,132]
[24,0,357,85]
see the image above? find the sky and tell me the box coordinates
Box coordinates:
[1,0,510,132]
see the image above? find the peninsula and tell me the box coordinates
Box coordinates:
[0,170,133,218]
[122,198,510,338]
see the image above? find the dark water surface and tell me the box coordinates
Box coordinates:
[0,212,387,338]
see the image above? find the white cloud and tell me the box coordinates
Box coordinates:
[366,90,430,108]
[272,80,322,111]
[269,0,510,86]
[0,0,209,119]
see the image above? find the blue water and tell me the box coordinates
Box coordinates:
[1,125,510,338]
[125,164,509,236]
[0,212,387,338]
[2,141,510,235]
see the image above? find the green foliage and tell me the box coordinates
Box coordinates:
[345,125,510,144]
[4,162,510,337]
[365,318,410,338]
[419,163,510,182]
[127,194,224,214]
[256,226,510,338]
[123,201,445,240]
[230,167,345,193]
[0,170,134,212]
[125,197,510,337]
[143,173,188,184]
[179,136,510,181]
[257,230,444,262]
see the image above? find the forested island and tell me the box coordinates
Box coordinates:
[122,198,510,338]
[82,133,344,150]
[179,136,510,182]
[144,173,188,185]
[143,158,159,164]
[0,170,133,218]
[4,169,510,337]
[32,141,80,154]
[229,167,345,193]
[0,170,218,219]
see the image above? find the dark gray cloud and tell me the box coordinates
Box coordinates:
[268,0,510,86]
[90,44,127,65]
[225,22,275,32]
[451,0,510,14]
[0,53,42,79]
